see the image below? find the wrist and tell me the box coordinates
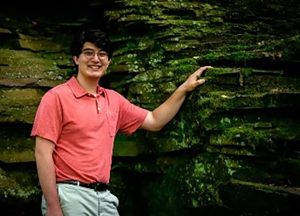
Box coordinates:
[177,83,189,94]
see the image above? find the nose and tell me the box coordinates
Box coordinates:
[91,53,100,61]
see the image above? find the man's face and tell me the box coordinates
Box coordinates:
[73,42,111,80]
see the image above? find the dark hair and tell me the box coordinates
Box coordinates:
[70,25,113,59]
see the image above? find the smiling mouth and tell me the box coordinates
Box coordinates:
[89,65,102,70]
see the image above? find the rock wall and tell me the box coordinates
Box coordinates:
[0,0,299,215]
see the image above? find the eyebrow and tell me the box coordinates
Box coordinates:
[82,48,97,52]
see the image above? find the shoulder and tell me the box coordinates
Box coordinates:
[49,81,70,94]
[41,81,70,102]
[102,88,132,111]
[103,88,126,100]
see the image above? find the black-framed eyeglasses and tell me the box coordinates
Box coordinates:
[81,49,108,60]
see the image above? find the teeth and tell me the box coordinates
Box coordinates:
[90,66,101,70]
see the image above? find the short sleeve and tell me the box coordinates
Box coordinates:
[117,95,148,135]
[30,91,63,144]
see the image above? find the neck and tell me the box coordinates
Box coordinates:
[76,74,100,94]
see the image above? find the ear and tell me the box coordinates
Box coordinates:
[73,56,79,65]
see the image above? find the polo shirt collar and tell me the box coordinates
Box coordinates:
[67,76,104,98]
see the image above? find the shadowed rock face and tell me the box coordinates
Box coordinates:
[0,0,300,215]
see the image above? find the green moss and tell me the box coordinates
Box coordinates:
[0,168,40,200]
[111,53,145,73]
[205,67,239,76]
[176,154,230,207]
[0,88,43,106]
[210,124,272,149]
[131,69,174,83]
[0,88,45,124]
[0,49,70,81]
[282,35,300,60]
[192,90,298,121]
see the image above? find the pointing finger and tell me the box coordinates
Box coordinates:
[196,66,213,76]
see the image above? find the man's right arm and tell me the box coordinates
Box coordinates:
[35,136,63,216]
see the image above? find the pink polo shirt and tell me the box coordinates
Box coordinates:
[31,76,148,184]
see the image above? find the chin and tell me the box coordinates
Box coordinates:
[88,71,104,77]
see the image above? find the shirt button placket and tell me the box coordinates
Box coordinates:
[95,96,101,114]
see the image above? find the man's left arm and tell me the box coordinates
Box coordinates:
[141,66,212,132]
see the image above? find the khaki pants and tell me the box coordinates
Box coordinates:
[41,183,119,216]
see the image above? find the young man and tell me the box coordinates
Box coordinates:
[31,26,211,216]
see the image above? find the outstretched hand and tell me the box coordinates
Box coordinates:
[179,66,212,92]
[141,66,212,131]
